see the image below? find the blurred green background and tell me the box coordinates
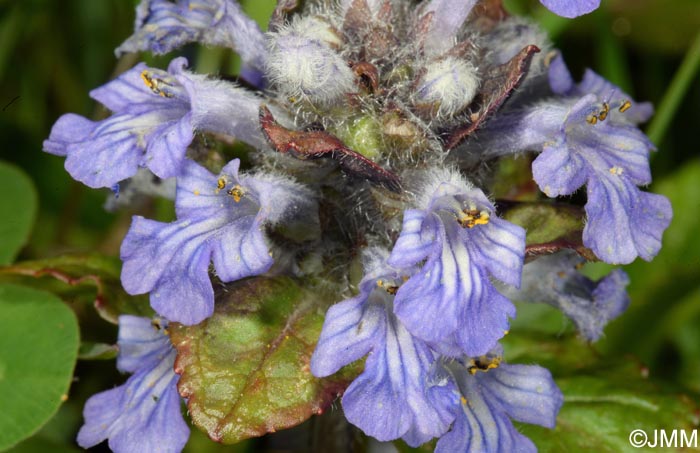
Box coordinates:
[0,0,699,451]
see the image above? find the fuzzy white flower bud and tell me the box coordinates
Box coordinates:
[266,16,354,105]
[414,57,480,117]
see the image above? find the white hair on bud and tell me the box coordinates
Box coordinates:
[291,15,343,48]
[411,166,474,209]
[415,57,480,117]
[266,16,354,105]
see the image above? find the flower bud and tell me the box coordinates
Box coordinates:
[414,57,479,117]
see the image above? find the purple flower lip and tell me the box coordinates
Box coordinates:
[77,316,189,453]
[387,173,525,357]
[120,159,315,325]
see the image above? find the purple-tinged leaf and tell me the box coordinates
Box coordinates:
[259,106,402,192]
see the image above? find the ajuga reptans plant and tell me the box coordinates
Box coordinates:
[44,0,671,451]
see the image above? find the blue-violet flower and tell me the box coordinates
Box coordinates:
[44,57,264,188]
[502,251,630,341]
[77,315,189,453]
[388,169,525,357]
[311,257,454,446]
[120,159,315,325]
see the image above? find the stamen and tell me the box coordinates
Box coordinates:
[227,184,244,202]
[586,114,598,125]
[619,100,632,113]
[457,209,490,228]
[598,102,610,121]
[609,166,624,176]
[376,279,399,295]
[216,177,227,193]
[150,318,168,335]
[467,354,501,375]
[140,70,174,98]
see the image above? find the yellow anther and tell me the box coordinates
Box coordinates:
[141,70,155,90]
[609,166,624,176]
[619,100,632,113]
[140,70,173,98]
[377,279,398,295]
[458,209,490,229]
[216,177,227,193]
[598,102,610,122]
[460,396,468,405]
[467,355,501,375]
[586,114,598,125]
[227,184,244,202]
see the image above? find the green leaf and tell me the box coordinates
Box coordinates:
[0,284,80,451]
[500,201,594,260]
[505,334,700,452]
[0,161,38,265]
[6,436,81,453]
[0,254,152,323]
[171,277,359,444]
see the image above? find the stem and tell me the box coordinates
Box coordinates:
[646,31,700,145]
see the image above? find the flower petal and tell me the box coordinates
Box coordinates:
[387,209,433,268]
[90,63,165,112]
[43,114,97,157]
[421,0,478,56]
[482,364,563,428]
[117,0,267,75]
[435,361,562,453]
[503,251,630,341]
[584,176,672,264]
[532,140,587,197]
[539,0,600,18]
[61,110,183,188]
[77,350,188,453]
[341,304,453,446]
[121,160,308,324]
[310,295,383,378]
[120,216,217,324]
[116,315,172,373]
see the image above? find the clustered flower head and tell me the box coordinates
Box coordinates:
[44,0,671,452]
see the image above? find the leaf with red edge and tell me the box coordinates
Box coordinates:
[171,277,359,444]
[0,254,152,323]
[445,45,540,149]
[259,106,402,192]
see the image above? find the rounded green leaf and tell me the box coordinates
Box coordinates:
[0,284,80,450]
[0,162,38,265]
